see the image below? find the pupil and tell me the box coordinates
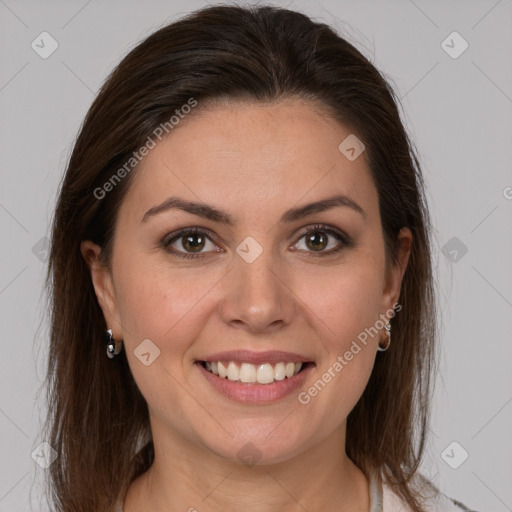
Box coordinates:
[184,234,204,252]
[307,232,327,251]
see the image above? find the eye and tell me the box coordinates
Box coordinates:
[292,224,349,256]
[162,228,221,259]
[161,224,351,260]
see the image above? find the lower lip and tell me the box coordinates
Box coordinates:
[195,362,314,404]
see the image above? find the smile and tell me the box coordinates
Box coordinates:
[201,360,310,384]
[195,359,315,404]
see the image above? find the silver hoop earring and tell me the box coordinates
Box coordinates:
[104,328,123,359]
[378,321,391,352]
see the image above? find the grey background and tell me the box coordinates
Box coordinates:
[1,0,511,510]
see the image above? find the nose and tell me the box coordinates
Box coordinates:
[219,246,295,334]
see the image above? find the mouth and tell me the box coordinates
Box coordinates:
[195,358,315,404]
[194,349,316,403]
[197,360,315,385]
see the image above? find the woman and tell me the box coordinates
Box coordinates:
[44,4,477,511]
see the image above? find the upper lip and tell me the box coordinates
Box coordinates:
[197,350,314,365]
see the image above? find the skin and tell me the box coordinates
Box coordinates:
[81,98,412,512]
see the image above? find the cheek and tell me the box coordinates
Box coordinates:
[293,257,383,417]
[114,243,385,361]
[113,253,222,357]
[297,258,384,344]
[112,256,216,419]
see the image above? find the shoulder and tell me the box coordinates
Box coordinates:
[381,472,479,512]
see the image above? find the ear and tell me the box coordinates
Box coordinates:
[80,240,123,340]
[381,227,412,314]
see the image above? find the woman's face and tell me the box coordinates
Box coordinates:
[83,98,411,465]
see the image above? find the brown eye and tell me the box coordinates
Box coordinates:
[293,224,349,256]
[181,233,206,252]
[163,228,221,259]
[304,231,329,251]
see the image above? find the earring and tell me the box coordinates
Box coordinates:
[378,321,391,352]
[104,328,123,359]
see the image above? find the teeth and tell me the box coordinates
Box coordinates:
[274,362,286,381]
[257,363,275,384]
[218,362,227,378]
[239,363,256,383]
[204,360,304,384]
[227,361,239,381]
[285,362,295,378]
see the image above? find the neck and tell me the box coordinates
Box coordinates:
[123,420,370,512]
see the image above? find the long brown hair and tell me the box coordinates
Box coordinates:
[44,4,437,511]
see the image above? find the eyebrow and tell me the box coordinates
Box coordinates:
[141,194,366,225]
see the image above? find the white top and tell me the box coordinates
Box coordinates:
[115,467,476,511]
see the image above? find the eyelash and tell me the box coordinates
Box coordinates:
[160,224,351,260]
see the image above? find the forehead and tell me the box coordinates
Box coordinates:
[119,99,378,226]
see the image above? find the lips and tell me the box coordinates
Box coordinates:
[193,349,315,403]
[196,359,315,404]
